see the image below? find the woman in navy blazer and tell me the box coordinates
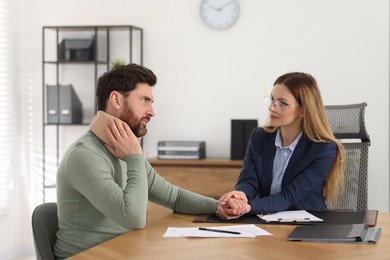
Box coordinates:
[217,72,345,219]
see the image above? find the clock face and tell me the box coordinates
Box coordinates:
[200,0,240,30]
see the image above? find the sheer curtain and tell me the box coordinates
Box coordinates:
[0,0,14,216]
[0,0,28,254]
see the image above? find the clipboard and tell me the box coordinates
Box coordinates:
[287,224,382,243]
[257,210,323,223]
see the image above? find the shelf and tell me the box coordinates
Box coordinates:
[43,25,143,31]
[44,60,109,65]
[147,158,242,168]
[42,24,143,202]
[44,184,57,189]
[44,123,91,126]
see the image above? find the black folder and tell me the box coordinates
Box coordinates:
[287,224,382,243]
[193,210,378,227]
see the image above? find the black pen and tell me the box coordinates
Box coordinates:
[198,227,241,235]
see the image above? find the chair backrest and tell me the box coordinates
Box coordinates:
[32,202,58,260]
[325,103,370,212]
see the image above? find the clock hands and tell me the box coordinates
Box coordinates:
[208,0,233,11]
[218,0,234,11]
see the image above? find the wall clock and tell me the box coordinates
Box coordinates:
[200,0,240,30]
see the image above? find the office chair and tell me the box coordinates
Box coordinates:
[325,102,370,212]
[32,202,58,260]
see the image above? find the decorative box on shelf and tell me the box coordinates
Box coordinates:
[157,141,206,160]
[58,38,95,61]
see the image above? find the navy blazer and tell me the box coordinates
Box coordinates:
[234,127,337,214]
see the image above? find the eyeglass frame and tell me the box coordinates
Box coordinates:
[264,96,300,113]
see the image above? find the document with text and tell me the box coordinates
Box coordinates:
[163,224,272,238]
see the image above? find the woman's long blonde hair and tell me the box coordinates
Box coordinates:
[263,72,345,208]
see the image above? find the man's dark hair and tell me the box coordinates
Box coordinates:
[96,63,157,111]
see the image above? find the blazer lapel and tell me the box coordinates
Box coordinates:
[282,136,311,186]
[261,133,277,196]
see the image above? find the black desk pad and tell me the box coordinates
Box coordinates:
[193,210,378,226]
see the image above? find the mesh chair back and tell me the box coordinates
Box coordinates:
[32,202,58,260]
[325,103,370,142]
[325,103,370,212]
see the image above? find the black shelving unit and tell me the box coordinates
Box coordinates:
[42,25,143,202]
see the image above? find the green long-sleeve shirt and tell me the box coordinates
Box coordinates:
[54,130,217,259]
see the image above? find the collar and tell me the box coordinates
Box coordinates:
[275,130,303,150]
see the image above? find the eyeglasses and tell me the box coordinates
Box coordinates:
[264,96,300,113]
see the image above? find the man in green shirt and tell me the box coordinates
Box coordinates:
[53,64,218,259]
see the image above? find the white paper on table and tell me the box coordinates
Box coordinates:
[163,224,273,238]
[258,210,323,222]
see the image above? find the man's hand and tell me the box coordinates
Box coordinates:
[104,118,142,159]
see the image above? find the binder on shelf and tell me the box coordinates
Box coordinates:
[47,84,59,124]
[42,25,143,202]
[158,141,206,160]
[47,84,83,124]
[287,224,382,243]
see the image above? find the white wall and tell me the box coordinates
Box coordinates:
[23,0,390,212]
[4,0,389,258]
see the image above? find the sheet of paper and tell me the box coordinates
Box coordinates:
[258,210,323,222]
[163,224,272,238]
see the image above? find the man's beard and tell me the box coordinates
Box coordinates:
[119,105,149,138]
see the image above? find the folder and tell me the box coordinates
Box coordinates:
[309,210,378,227]
[46,84,82,124]
[230,119,258,160]
[287,224,382,243]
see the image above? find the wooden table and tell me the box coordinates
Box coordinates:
[70,204,390,260]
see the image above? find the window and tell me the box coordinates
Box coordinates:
[0,0,14,215]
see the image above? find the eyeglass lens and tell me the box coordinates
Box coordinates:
[264,96,283,112]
